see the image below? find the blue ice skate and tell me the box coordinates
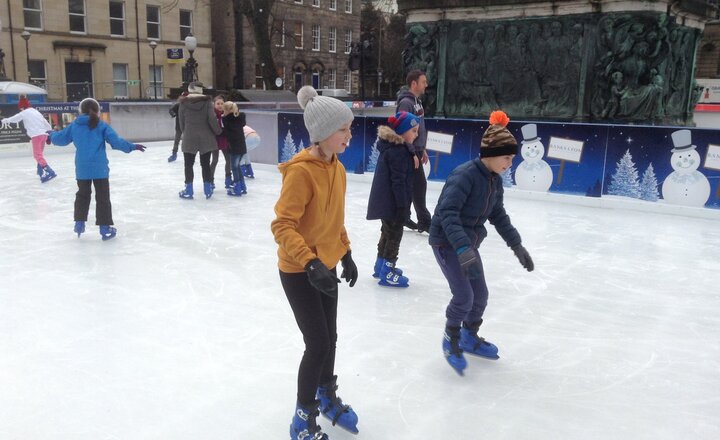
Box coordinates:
[99,225,116,241]
[74,221,85,237]
[317,375,359,434]
[290,401,328,440]
[460,322,499,360]
[372,256,402,278]
[443,326,467,376]
[179,184,193,199]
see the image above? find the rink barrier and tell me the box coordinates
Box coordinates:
[277,112,720,212]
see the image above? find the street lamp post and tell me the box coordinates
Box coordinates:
[184,33,198,88]
[21,30,31,84]
[149,40,158,100]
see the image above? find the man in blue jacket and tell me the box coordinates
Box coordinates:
[396,69,431,233]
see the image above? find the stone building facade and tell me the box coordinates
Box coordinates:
[0,0,213,101]
[211,0,361,93]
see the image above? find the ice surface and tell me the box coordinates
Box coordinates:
[1,142,719,440]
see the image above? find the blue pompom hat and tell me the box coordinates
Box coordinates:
[388,111,421,135]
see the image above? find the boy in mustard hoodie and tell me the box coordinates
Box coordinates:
[271,86,359,440]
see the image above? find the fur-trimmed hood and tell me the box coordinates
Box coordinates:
[377,125,405,145]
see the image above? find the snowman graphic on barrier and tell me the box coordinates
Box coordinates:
[514,123,553,192]
[661,129,710,207]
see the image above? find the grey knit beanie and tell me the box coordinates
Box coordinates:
[297,86,354,143]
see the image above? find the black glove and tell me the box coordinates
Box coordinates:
[134,144,146,152]
[340,250,358,287]
[45,131,53,145]
[457,247,483,279]
[512,244,534,272]
[305,258,340,298]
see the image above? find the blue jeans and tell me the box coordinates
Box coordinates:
[230,154,245,183]
[432,245,489,327]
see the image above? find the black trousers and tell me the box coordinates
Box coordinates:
[377,219,404,262]
[210,149,232,182]
[412,151,432,227]
[171,125,182,154]
[74,178,113,225]
[183,151,212,184]
[280,269,338,407]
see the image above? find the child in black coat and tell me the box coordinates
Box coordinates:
[221,101,247,196]
[366,111,421,287]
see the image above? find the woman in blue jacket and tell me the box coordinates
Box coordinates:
[48,98,145,240]
[429,111,534,376]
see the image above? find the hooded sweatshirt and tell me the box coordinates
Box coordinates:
[271,148,351,273]
[49,115,136,180]
[396,90,427,151]
[178,93,221,154]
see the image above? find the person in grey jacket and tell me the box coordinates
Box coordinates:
[177,82,222,199]
[396,70,431,233]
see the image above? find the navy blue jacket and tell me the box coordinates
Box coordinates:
[429,158,521,251]
[366,126,415,221]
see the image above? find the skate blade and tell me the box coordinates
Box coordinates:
[464,352,500,360]
[321,414,359,435]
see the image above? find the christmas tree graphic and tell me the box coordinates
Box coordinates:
[639,163,659,202]
[281,130,297,163]
[608,149,641,199]
[367,137,380,172]
[298,139,305,152]
[501,168,513,188]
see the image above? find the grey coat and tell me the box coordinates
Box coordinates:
[178,94,221,154]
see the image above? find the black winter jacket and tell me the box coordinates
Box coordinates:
[366,126,415,221]
[429,158,521,251]
[222,112,247,155]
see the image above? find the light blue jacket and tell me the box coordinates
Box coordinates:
[49,115,135,180]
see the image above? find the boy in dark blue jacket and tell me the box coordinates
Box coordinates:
[366,111,420,287]
[429,111,534,375]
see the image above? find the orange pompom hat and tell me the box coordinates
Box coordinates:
[480,110,518,157]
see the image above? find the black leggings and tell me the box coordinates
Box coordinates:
[280,269,338,407]
[412,151,432,227]
[377,219,404,261]
[183,151,212,184]
[210,149,231,182]
[74,178,112,225]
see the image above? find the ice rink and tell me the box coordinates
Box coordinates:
[1,142,719,440]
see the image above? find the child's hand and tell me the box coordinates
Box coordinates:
[457,247,483,279]
[45,131,53,144]
[511,244,534,272]
[340,250,358,287]
[413,155,419,169]
[134,144,146,152]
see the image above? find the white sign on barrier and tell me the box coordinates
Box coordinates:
[426,131,454,154]
[547,136,584,163]
[705,144,720,171]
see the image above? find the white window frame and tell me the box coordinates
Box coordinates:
[274,20,285,48]
[294,22,303,49]
[23,0,43,30]
[344,29,352,54]
[28,59,47,90]
[69,0,87,34]
[294,0,302,3]
[179,9,192,41]
[329,0,336,11]
[345,0,352,13]
[148,64,163,99]
[312,0,320,7]
[328,68,336,89]
[109,0,126,37]
[329,26,336,53]
[146,4,161,40]
[344,69,351,93]
[311,24,320,52]
[112,63,129,98]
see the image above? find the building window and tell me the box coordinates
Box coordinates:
[274,20,285,47]
[294,0,302,3]
[329,27,336,53]
[328,69,336,89]
[344,69,351,93]
[312,0,320,6]
[294,22,303,49]
[148,65,163,99]
[69,0,86,33]
[344,29,352,54]
[345,0,352,13]
[329,0,336,11]
[311,24,320,51]
[146,5,160,39]
[112,63,128,98]
[109,1,125,36]
[180,9,192,40]
[312,69,321,89]
[255,64,265,89]
[28,60,47,89]
[23,0,43,30]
